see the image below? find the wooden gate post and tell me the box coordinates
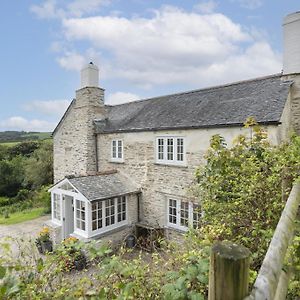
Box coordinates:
[208,241,250,300]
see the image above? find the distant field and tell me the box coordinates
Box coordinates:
[21,132,52,140]
[0,141,19,147]
[0,131,52,146]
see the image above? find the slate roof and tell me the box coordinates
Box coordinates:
[95,74,292,134]
[68,172,140,201]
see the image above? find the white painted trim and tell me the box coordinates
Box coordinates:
[51,192,62,224]
[111,139,124,163]
[155,136,186,166]
[166,198,200,231]
[89,196,128,238]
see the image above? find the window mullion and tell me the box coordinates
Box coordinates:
[189,202,193,227]
[174,138,177,162]
[177,199,180,227]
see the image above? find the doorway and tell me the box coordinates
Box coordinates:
[62,194,74,239]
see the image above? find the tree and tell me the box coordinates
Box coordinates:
[0,156,25,197]
[195,119,300,271]
[24,142,53,189]
[8,141,39,158]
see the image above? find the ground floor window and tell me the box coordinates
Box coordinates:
[53,193,61,221]
[91,196,127,234]
[75,199,86,231]
[167,199,201,230]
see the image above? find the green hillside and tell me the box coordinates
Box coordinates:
[0,131,52,144]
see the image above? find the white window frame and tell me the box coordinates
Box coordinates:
[167,198,201,231]
[111,139,124,162]
[75,199,87,235]
[52,193,62,224]
[156,136,186,166]
[90,196,128,237]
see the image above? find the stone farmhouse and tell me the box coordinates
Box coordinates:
[47,12,300,244]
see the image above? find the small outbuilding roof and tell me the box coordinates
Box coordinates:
[68,172,140,201]
[95,74,292,133]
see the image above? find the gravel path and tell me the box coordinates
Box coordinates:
[0,215,50,256]
[0,215,50,239]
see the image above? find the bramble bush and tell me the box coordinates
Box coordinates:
[195,117,300,295]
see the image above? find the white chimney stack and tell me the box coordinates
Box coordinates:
[80,62,99,88]
[283,12,300,75]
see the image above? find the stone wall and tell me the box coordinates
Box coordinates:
[97,125,284,229]
[282,74,300,135]
[53,87,106,183]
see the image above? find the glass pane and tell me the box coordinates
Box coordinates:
[92,221,97,230]
[158,138,164,160]
[167,139,174,160]
[180,202,189,227]
[177,138,184,161]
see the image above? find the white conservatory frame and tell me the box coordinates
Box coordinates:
[48,178,129,240]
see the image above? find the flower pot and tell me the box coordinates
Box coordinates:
[35,241,43,254]
[74,255,87,271]
[41,240,53,253]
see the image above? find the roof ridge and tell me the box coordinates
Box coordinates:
[104,73,282,108]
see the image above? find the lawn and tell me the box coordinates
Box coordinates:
[0,141,19,147]
[0,207,45,225]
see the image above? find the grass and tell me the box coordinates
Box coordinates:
[0,141,19,147]
[0,207,46,225]
[21,132,52,140]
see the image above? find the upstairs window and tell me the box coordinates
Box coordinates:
[156,137,185,165]
[167,199,201,231]
[111,140,123,162]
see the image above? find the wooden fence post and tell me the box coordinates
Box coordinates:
[208,241,250,300]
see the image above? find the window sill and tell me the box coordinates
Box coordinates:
[154,162,188,168]
[110,160,124,164]
[71,224,132,242]
[166,225,188,233]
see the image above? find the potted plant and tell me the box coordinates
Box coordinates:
[62,237,87,271]
[73,251,87,271]
[36,227,53,254]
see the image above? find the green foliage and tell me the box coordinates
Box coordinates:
[24,141,53,189]
[8,141,39,158]
[0,236,209,300]
[286,221,300,299]
[0,156,25,197]
[194,119,300,294]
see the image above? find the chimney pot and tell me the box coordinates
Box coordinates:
[80,62,99,88]
[283,12,300,75]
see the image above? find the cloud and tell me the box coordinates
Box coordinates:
[231,0,263,9]
[30,0,64,19]
[23,100,71,116]
[0,117,56,132]
[56,48,102,71]
[106,92,140,105]
[56,51,86,71]
[59,6,280,88]
[194,1,218,14]
[30,0,109,19]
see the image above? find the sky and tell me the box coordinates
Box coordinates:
[0,0,299,132]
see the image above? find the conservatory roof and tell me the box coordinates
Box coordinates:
[67,172,140,201]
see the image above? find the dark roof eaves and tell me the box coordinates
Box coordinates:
[96,120,281,134]
[88,189,141,202]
